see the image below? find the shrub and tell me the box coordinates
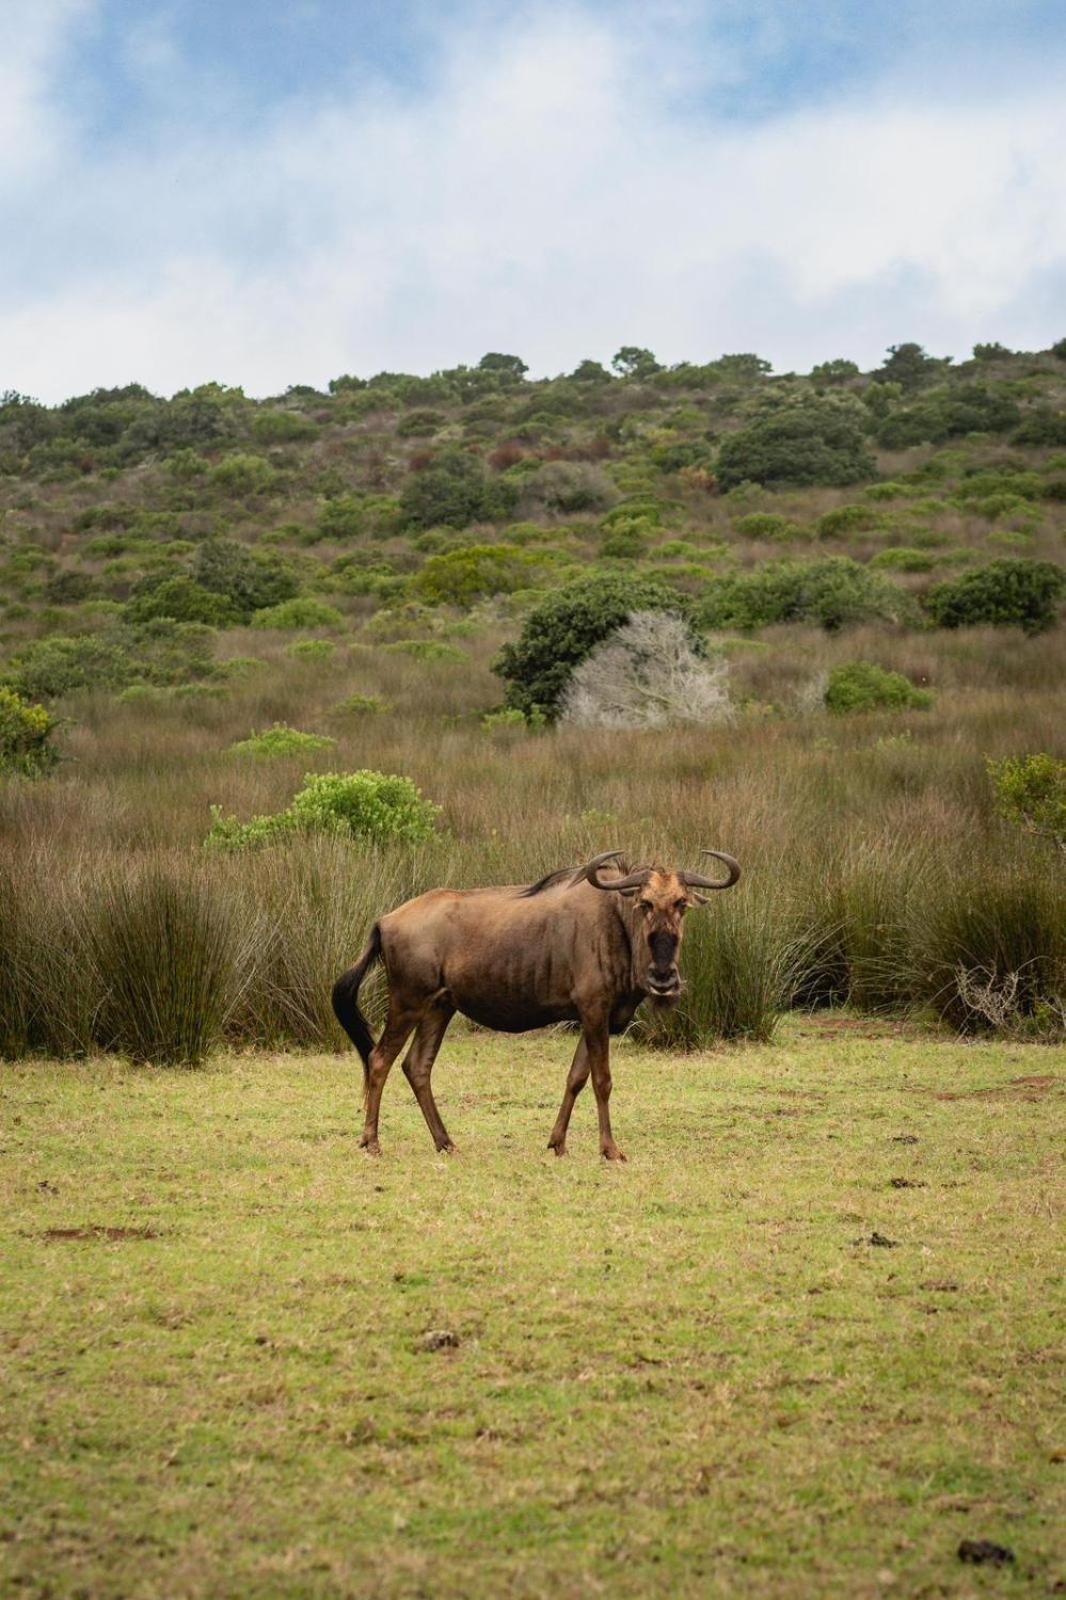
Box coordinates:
[193,539,300,617]
[286,639,336,662]
[522,460,618,514]
[924,559,1064,634]
[876,386,1020,448]
[208,453,277,495]
[824,662,932,714]
[733,512,799,541]
[0,687,60,776]
[383,639,467,663]
[1011,410,1066,447]
[206,770,439,851]
[716,401,875,490]
[252,410,318,444]
[869,547,938,572]
[411,543,549,607]
[399,449,517,530]
[332,692,389,716]
[125,576,237,627]
[878,342,947,391]
[560,612,733,730]
[250,597,344,630]
[228,724,337,759]
[4,633,134,699]
[88,866,238,1065]
[494,574,697,719]
[481,706,544,733]
[698,558,914,633]
[817,504,882,538]
[396,409,444,438]
[988,754,1066,851]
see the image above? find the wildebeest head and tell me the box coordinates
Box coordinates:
[585,849,740,1003]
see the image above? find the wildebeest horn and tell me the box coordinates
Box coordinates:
[681,850,741,891]
[584,851,650,893]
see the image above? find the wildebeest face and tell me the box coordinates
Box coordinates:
[636,871,690,1001]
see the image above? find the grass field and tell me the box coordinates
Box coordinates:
[2,1023,1062,1598]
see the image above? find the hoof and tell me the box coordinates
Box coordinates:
[437,1141,458,1155]
[601,1146,628,1163]
[549,1141,568,1158]
[359,1137,382,1156]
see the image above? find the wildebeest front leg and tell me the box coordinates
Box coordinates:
[361,1004,420,1154]
[402,1003,456,1153]
[583,1013,626,1162]
[547,1036,590,1156]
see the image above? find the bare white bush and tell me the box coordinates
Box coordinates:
[560,611,734,731]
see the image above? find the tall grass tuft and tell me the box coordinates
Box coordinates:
[908,859,1065,1036]
[0,854,97,1059]
[88,865,239,1065]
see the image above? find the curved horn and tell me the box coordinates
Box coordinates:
[584,851,650,893]
[681,850,741,892]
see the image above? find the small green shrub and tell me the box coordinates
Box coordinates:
[868,547,938,573]
[207,769,439,851]
[824,662,932,714]
[382,639,467,663]
[0,687,60,776]
[481,706,546,734]
[252,411,318,444]
[285,639,337,662]
[228,724,337,759]
[988,754,1066,851]
[733,512,801,541]
[411,543,550,607]
[817,504,882,538]
[208,453,277,495]
[125,576,237,627]
[924,559,1065,634]
[400,449,517,530]
[331,693,389,716]
[250,598,344,630]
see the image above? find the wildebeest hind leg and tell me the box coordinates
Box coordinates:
[547,1037,590,1157]
[361,1002,420,1154]
[401,1004,456,1153]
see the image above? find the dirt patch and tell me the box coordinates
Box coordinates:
[935,1074,1058,1103]
[958,1539,1014,1567]
[36,1225,161,1243]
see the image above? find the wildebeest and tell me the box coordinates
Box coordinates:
[332,849,740,1160]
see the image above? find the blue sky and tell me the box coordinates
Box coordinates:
[3,0,1065,399]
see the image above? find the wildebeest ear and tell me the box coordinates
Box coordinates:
[688,891,710,907]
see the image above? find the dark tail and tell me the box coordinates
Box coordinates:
[331,923,383,1098]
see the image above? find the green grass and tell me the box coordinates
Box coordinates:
[2,1026,1063,1598]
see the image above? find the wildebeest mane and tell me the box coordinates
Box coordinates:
[518,861,632,898]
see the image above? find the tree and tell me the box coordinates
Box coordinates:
[715,400,875,490]
[611,346,662,380]
[569,358,612,383]
[494,574,696,719]
[810,359,860,386]
[878,343,948,392]
[560,612,733,730]
[477,353,528,382]
[973,342,1012,361]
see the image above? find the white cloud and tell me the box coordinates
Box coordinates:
[2,3,1065,399]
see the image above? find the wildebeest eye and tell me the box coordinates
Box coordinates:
[638,899,654,912]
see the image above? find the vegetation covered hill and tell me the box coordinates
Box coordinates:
[1,340,1064,1056]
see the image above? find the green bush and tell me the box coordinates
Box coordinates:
[252,410,318,444]
[396,409,444,438]
[733,512,801,541]
[228,724,337,759]
[868,547,938,572]
[824,662,932,714]
[816,504,882,538]
[698,558,914,633]
[206,770,440,851]
[411,543,549,607]
[876,385,1020,448]
[523,461,617,513]
[250,597,344,630]
[988,754,1066,851]
[382,639,467,663]
[285,639,336,662]
[1011,410,1066,447]
[331,692,389,716]
[494,574,696,719]
[0,686,60,776]
[193,539,300,618]
[924,559,1064,633]
[125,576,237,627]
[208,453,277,495]
[716,401,875,490]
[399,449,517,530]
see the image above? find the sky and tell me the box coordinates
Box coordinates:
[3,0,1065,402]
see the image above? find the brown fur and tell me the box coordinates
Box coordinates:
[331,852,738,1160]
